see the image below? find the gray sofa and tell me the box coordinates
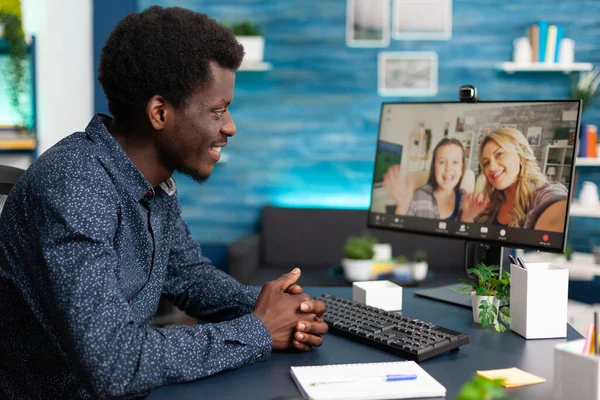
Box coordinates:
[228,206,472,286]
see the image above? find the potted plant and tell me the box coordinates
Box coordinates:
[453,263,510,332]
[393,255,410,280]
[453,374,508,400]
[0,0,29,128]
[341,233,378,282]
[224,20,264,67]
[411,249,428,281]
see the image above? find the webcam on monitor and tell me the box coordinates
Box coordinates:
[459,84,479,103]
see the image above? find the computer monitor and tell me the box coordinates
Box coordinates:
[368,100,581,263]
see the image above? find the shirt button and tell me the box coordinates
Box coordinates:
[144,190,154,200]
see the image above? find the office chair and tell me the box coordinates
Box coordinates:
[0,165,25,215]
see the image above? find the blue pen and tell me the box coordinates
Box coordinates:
[309,374,417,386]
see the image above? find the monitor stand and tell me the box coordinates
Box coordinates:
[414,242,510,308]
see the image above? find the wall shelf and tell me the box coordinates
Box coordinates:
[238,61,272,71]
[576,157,600,166]
[497,62,593,74]
[570,202,600,218]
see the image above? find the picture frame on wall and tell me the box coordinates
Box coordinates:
[377,52,438,97]
[391,0,452,40]
[346,0,390,47]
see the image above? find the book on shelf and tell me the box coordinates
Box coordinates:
[528,24,539,62]
[545,25,558,64]
[0,126,36,150]
[537,20,548,63]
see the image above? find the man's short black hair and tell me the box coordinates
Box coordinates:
[98,6,244,125]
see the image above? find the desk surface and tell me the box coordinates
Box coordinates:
[148,286,581,400]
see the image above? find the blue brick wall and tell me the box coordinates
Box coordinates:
[132,0,600,251]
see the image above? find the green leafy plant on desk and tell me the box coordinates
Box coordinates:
[453,374,512,400]
[340,233,378,281]
[343,233,377,260]
[453,263,511,332]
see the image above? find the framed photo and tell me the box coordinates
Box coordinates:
[346,0,390,47]
[391,0,452,40]
[378,52,438,96]
[527,127,542,147]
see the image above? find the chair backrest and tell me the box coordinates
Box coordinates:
[0,165,25,215]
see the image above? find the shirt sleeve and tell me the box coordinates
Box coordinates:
[161,195,262,321]
[35,177,272,398]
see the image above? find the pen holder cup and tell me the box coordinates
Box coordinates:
[554,339,600,400]
[509,262,569,339]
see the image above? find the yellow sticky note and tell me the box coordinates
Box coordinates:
[477,367,546,388]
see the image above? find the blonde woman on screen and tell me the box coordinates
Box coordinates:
[460,127,568,232]
[383,138,466,220]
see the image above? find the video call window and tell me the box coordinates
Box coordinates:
[369,101,580,253]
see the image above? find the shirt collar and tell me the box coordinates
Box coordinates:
[85,114,176,201]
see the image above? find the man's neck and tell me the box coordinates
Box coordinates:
[109,119,171,187]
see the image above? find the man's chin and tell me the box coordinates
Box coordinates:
[178,166,210,183]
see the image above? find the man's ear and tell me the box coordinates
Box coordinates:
[146,95,168,130]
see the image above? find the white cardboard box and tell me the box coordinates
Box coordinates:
[510,262,569,339]
[352,280,402,311]
[554,339,600,400]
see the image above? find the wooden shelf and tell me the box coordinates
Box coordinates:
[570,202,600,218]
[576,157,600,166]
[238,61,272,71]
[497,62,593,74]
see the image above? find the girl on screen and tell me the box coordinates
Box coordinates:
[460,127,568,232]
[383,138,466,220]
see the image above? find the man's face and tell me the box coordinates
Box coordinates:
[160,61,236,182]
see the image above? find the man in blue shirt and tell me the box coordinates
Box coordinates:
[0,6,327,399]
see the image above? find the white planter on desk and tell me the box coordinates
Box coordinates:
[471,293,499,324]
[411,261,428,281]
[341,259,373,282]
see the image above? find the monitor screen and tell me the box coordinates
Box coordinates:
[368,100,581,253]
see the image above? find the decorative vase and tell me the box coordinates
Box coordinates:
[341,258,373,282]
[471,293,500,324]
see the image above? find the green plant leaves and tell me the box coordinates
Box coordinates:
[453,375,509,400]
[457,263,511,333]
[342,233,378,260]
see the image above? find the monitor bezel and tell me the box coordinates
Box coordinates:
[368,99,583,254]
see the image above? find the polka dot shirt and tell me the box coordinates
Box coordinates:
[0,114,272,399]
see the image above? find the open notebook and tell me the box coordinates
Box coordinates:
[290,361,446,400]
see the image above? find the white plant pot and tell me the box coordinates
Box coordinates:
[341,258,373,282]
[236,36,264,65]
[471,292,500,324]
[411,262,428,281]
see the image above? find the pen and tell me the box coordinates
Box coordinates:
[508,254,518,266]
[309,374,417,386]
[516,256,527,270]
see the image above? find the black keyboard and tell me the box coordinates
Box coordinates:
[318,293,469,362]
